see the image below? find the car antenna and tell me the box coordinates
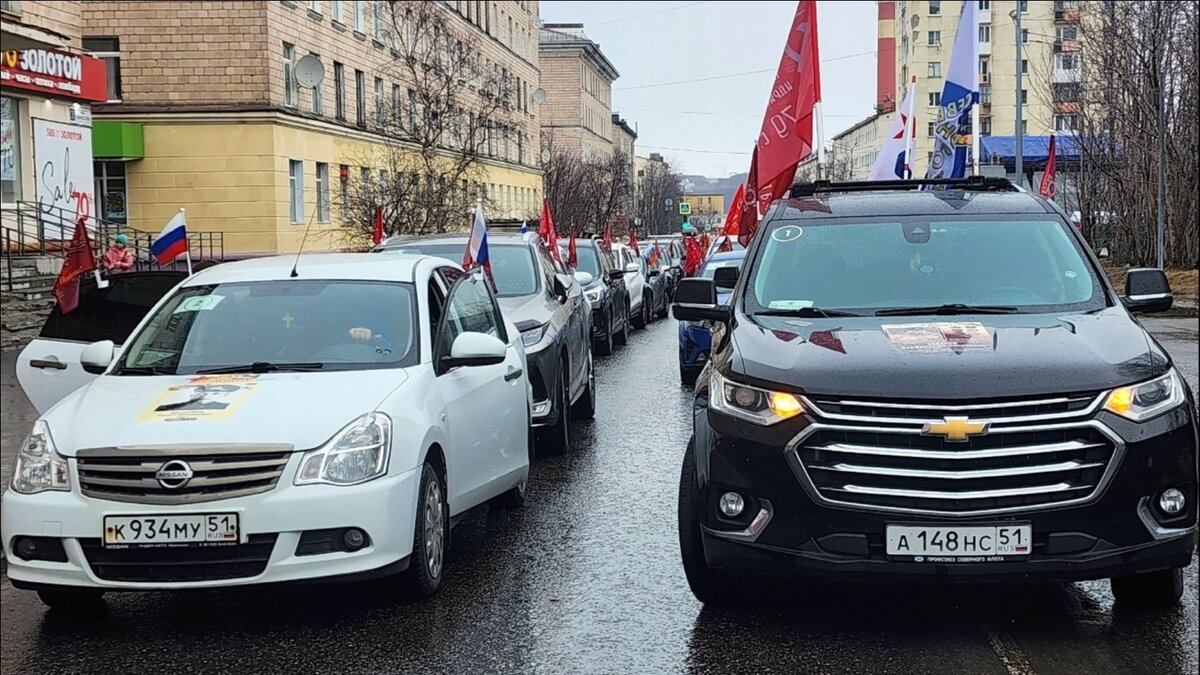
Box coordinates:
[289,198,323,278]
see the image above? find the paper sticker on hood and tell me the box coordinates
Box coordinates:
[137,375,261,423]
[882,322,992,354]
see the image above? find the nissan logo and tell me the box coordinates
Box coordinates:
[155,460,194,489]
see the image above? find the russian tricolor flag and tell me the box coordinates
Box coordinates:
[151,211,188,265]
[462,205,494,290]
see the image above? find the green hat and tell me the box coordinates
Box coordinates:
[115,233,128,245]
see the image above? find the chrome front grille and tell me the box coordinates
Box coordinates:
[789,394,1122,517]
[76,444,293,505]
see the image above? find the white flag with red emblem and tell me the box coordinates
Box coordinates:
[869,79,917,180]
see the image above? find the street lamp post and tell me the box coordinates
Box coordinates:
[1013,5,1024,188]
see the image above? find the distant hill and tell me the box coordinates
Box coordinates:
[680,173,747,212]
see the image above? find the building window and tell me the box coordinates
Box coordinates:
[339,164,350,221]
[979,57,990,82]
[289,160,304,223]
[928,91,941,106]
[1,96,22,202]
[1019,0,1029,11]
[0,0,21,13]
[927,62,942,78]
[374,77,383,122]
[928,31,940,46]
[1022,59,1028,74]
[334,62,345,119]
[355,69,365,126]
[308,0,320,12]
[978,0,990,9]
[360,167,372,201]
[391,84,400,127]
[980,117,992,136]
[83,37,122,101]
[1021,29,1029,44]
[927,121,937,136]
[352,0,362,31]
[309,53,322,115]
[283,43,297,108]
[928,1,941,15]
[1054,114,1079,132]
[979,25,991,43]
[374,0,384,39]
[331,0,341,23]
[408,88,417,129]
[1053,82,1080,103]
[1021,89,1028,104]
[1056,26,1078,41]
[316,162,330,223]
[1055,52,1080,72]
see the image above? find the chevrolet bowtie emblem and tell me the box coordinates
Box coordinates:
[922,416,990,442]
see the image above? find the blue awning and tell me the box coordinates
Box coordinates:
[980,135,1081,168]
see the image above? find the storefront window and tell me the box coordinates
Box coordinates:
[1,96,20,203]
[94,160,127,224]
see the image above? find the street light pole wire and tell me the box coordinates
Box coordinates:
[614,50,876,91]
[591,1,709,26]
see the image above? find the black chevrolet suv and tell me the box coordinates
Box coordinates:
[673,177,1197,608]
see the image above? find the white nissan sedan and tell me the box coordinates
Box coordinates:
[1,253,532,609]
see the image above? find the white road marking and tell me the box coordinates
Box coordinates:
[986,628,1036,675]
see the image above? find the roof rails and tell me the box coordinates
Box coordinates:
[788,176,1017,198]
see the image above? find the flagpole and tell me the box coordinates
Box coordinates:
[813,100,826,180]
[180,208,192,276]
[903,76,916,179]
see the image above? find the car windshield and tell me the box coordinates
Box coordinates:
[701,257,743,279]
[570,246,602,277]
[119,280,419,374]
[384,243,538,297]
[746,217,1104,315]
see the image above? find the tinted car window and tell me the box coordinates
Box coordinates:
[39,272,185,343]
[438,275,501,358]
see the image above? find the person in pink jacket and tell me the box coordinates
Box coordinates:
[101,233,134,273]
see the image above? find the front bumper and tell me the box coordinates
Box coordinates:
[526,344,559,427]
[1,456,421,591]
[695,406,1198,582]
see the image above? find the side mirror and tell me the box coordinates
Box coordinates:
[648,269,662,278]
[608,269,625,282]
[442,332,507,370]
[572,271,594,286]
[713,266,739,289]
[624,262,640,274]
[553,273,572,301]
[670,265,682,273]
[672,278,732,323]
[1123,268,1174,313]
[81,340,116,375]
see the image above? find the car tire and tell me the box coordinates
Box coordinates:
[614,303,630,347]
[594,307,614,356]
[1110,567,1184,607]
[538,367,571,454]
[632,297,648,330]
[678,439,740,606]
[493,419,533,509]
[643,292,654,326]
[571,350,596,421]
[680,364,699,387]
[396,462,447,599]
[657,294,670,319]
[36,589,106,612]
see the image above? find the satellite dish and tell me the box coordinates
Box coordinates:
[294,55,326,88]
[540,149,551,163]
[531,88,547,105]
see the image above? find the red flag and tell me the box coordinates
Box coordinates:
[647,243,660,267]
[683,235,703,277]
[602,222,613,249]
[740,0,821,245]
[1039,134,1057,200]
[628,228,639,255]
[699,233,711,255]
[540,199,562,262]
[567,226,578,267]
[53,216,97,314]
[372,206,385,245]
[717,236,733,253]
[723,183,745,237]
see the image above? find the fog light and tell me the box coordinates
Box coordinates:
[343,528,367,551]
[14,537,37,559]
[1159,488,1186,515]
[719,492,745,517]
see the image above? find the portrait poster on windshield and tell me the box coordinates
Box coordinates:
[137,375,261,423]
[33,118,95,239]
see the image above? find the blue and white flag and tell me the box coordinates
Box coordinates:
[925,0,979,181]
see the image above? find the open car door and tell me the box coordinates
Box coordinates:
[16,271,187,413]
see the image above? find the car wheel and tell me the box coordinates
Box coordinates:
[614,303,630,346]
[642,292,654,325]
[538,367,571,454]
[594,307,614,356]
[396,462,447,599]
[571,350,596,421]
[1110,568,1184,607]
[36,589,106,613]
[632,297,648,330]
[679,438,740,606]
[657,294,670,319]
[680,364,699,387]
[492,417,532,509]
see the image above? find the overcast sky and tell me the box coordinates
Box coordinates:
[539,0,878,178]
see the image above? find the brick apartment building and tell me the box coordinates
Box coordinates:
[82,0,543,254]
[538,22,618,161]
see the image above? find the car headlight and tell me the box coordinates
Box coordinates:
[584,287,603,304]
[519,322,550,348]
[295,412,392,486]
[1104,369,1187,422]
[709,370,805,426]
[12,420,70,494]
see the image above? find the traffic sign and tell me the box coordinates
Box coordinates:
[664,198,674,207]
[678,202,692,216]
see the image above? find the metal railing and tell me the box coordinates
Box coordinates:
[1,202,224,293]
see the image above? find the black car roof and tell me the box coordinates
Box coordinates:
[768,189,1058,221]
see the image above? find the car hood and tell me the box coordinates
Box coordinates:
[731,307,1164,399]
[498,293,551,325]
[43,369,409,456]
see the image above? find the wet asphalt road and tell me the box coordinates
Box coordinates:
[1,318,1197,674]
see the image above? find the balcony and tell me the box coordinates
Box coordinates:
[979,40,991,56]
[1053,67,1082,84]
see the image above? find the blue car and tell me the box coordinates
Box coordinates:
[678,250,746,386]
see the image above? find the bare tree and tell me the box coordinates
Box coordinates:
[336,1,523,244]
[541,143,633,235]
[634,160,684,235]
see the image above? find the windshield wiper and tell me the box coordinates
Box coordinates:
[196,362,325,374]
[754,307,862,318]
[114,365,176,376]
[875,303,1019,317]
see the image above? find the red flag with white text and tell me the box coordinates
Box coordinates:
[739,0,821,246]
[723,183,745,237]
[53,216,97,314]
[1039,134,1057,200]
